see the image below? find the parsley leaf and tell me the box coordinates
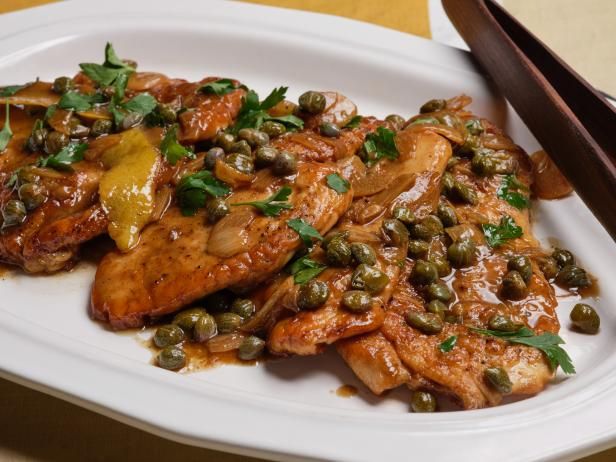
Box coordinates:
[232,87,304,133]
[79,43,134,87]
[439,335,457,353]
[497,175,530,210]
[326,173,350,193]
[37,143,88,171]
[471,327,575,374]
[103,42,134,71]
[362,126,399,165]
[122,93,158,116]
[0,102,13,152]
[160,124,194,165]
[0,84,26,97]
[287,218,323,247]
[44,104,57,121]
[288,255,327,284]
[5,168,20,188]
[199,78,238,96]
[344,115,362,129]
[232,186,293,217]
[58,91,105,112]
[481,215,523,247]
[176,170,230,216]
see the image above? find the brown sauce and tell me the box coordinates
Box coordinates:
[0,263,12,278]
[335,384,358,398]
[530,150,573,200]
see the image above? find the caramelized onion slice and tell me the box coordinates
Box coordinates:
[207,210,256,258]
[207,333,246,353]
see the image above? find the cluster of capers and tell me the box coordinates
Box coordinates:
[470,148,517,177]
[1,168,49,229]
[536,247,592,289]
[500,255,533,300]
[441,172,478,205]
[154,295,265,370]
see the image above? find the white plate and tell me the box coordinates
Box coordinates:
[1,1,615,461]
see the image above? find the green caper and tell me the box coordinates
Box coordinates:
[411,215,444,241]
[231,298,256,318]
[205,197,230,223]
[214,132,236,152]
[437,202,457,227]
[449,181,478,205]
[68,117,90,138]
[298,91,326,114]
[441,172,455,193]
[426,283,452,302]
[537,256,559,279]
[444,311,463,325]
[350,242,377,266]
[1,200,26,228]
[446,156,460,171]
[501,270,527,300]
[426,300,448,319]
[225,152,254,174]
[456,133,480,157]
[153,324,185,348]
[204,147,225,170]
[405,311,443,334]
[255,146,279,167]
[383,218,410,247]
[471,152,498,176]
[91,119,113,137]
[16,168,40,185]
[465,118,484,136]
[230,140,252,156]
[326,235,353,266]
[297,279,330,310]
[432,256,452,277]
[392,206,416,225]
[555,265,591,288]
[484,367,512,394]
[44,131,68,155]
[157,345,186,370]
[214,312,243,334]
[411,260,439,285]
[408,240,429,258]
[341,290,373,313]
[570,303,600,334]
[385,114,406,130]
[120,112,144,131]
[238,128,270,147]
[410,390,437,413]
[194,314,218,342]
[488,314,523,332]
[272,151,297,176]
[158,103,177,124]
[173,307,207,333]
[447,240,476,268]
[26,126,48,152]
[351,264,390,294]
[260,120,286,137]
[552,248,575,268]
[204,291,233,313]
[18,183,47,210]
[320,122,341,138]
[508,255,532,284]
[471,150,517,176]
[52,76,74,94]
[238,336,266,360]
[419,99,446,114]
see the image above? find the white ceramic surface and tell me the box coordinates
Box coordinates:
[0,1,615,461]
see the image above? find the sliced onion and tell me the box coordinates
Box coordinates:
[207,333,246,353]
[531,150,573,200]
[242,277,296,333]
[207,210,256,258]
[482,132,518,151]
[214,159,254,187]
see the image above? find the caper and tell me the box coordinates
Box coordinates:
[204,147,225,170]
[319,122,341,138]
[488,314,522,332]
[230,139,252,156]
[447,240,476,268]
[298,91,326,114]
[26,127,48,152]
[444,311,463,325]
[508,255,532,284]
[205,197,230,223]
[16,168,40,185]
[153,324,185,348]
[456,134,480,157]
[260,120,286,137]
[426,283,451,302]
[484,367,512,394]
[157,346,186,370]
[231,298,256,318]
[194,314,218,342]
[437,202,457,227]
[383,218,409,247]
[426,300,448,319]
[91,119,113,137]
[429,256,451,277]
[341,290,373,313]
[120,112,144,131]
[214,132,236,152]
[255,146,279,167]
[68,117,90,138]
[52,76,74,94]
[555,265,591,288]
[326,235,353,266]
[570,303,600,334]
[449,181,478,205]
[408,240,429,258]
[405,311,443,334]
[385,114,406,130]
[173,307,207,333]
[158,103,177,124]
[351,264,390,294]
[204,291,233,313]
[297,279,330,310]
[410,390,437,413]
[18,183,47,210]
[411,215,444,241]
[1,200,26,228]
[471,152,498,176]
[214,312,243,334]
[537,256,559,279]
[446,156,460,171]
[272,151,297,176]
[419,99,446,114]
[411,260,439,285]
[465,118,484,136]
[238,336,266,360]
[441,172,455,193]
[225,152,254,174]
[501,270,527,300]
[44,131,68,155]
[392,206,415,225]
[472,150,517,176]
[238,128,269,147]
[350,242,377,266]
[552,248,575,268]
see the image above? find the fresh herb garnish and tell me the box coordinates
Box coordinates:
[232,186,293,217]
[122,93,158,116]
[497,175,530,210]
[326,173,350,193]
[345,115,362,129]
[103,42,134,71]
[287,218,323,248]
[79,43,135,87]
[362,126,399,165]
[439,335,457,353]
[288,255,327,284]
[160,124,194,165]
[0,102,13,152]
[0,84,26,97]
[232,87,304,133]
[176,170,230,216]
[5,169,20,188]
[481,215,523,248]
[37,143,88,171]
[44,104,57,121]
[58,91,105,112]
[199,78,239,96]
[471,326,575,374]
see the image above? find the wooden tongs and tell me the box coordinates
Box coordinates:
[442,0,616,241]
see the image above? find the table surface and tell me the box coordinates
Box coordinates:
[0,1,614,461]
